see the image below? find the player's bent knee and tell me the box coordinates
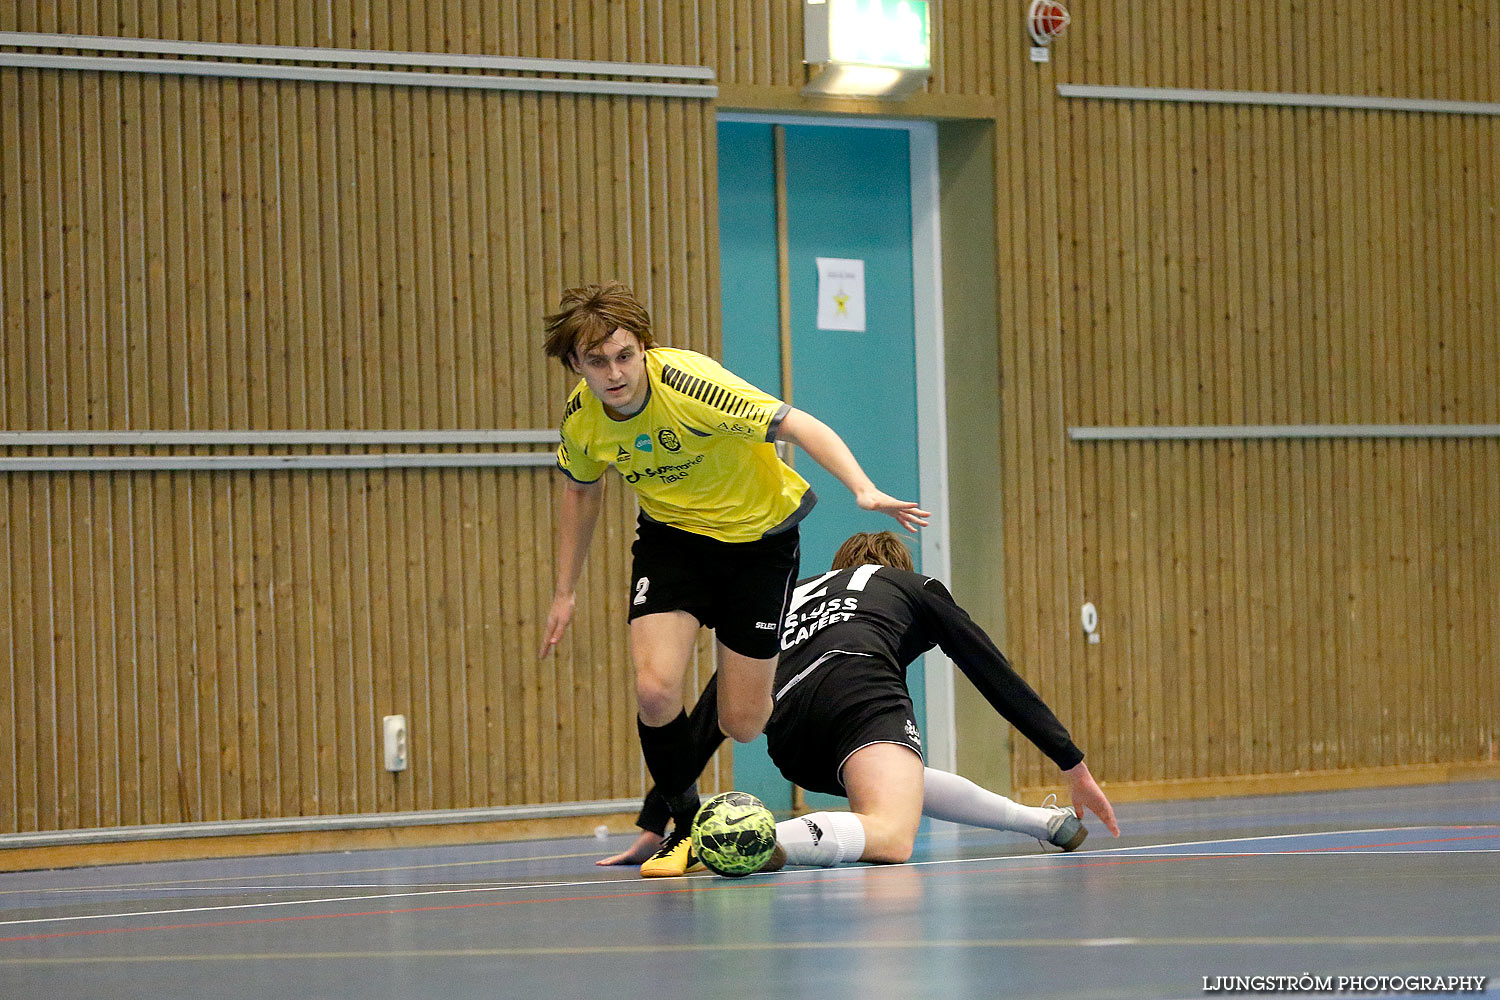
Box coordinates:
[634,673,681,724]
[721,721,763,744]
[717,702,770,743]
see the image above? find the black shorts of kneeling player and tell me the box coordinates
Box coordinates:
[627,514,800,660]
[765,653,925,795]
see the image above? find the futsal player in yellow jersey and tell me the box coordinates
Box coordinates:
[540,281,928,873]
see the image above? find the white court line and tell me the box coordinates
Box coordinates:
[4,825,1495,930]
[0,849,608,897]
[1067,824,1500,855]
[13,823,1498,893]
[0,877,652,929]
[14,800,1495,897]
[1060,849,1500,858]
[1103,788,1500,824]
[34,882,555,893]
[8,823,1481,898]
[36,845,1500,896]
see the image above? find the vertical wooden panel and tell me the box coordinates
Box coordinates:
[1121,5,1159,782]
[997,0,1042,788]
[767,0,788,88]
[1188,3,1227,779]
[1155,11,1196,780]
[0,479,14,829]
[940,0,959,95]
[12,474,41,832]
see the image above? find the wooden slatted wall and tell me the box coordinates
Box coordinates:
[1009,1,1500,795]
[0,1,727,834]
[4,0,1497,840]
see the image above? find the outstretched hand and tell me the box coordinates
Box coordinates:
[596,829,664,866]
[1065,761,1120,837]
[857,490,931,533]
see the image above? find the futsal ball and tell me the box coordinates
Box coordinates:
[692,791,778,878]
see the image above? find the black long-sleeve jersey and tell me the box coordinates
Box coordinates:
[775,564,1084,771]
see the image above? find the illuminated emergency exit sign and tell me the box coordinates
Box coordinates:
[804,0,932,99]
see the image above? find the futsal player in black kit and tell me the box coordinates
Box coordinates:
[603,531,1119,873]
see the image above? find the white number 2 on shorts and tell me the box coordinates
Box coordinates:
[632,576,650,606]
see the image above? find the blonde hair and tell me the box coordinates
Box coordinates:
[542,281,655,368]
[830,531,914,572]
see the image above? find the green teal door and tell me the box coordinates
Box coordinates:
[718,118,930,811]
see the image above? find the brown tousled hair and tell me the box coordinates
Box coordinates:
[830,531,914,573]
[542,281,655,369]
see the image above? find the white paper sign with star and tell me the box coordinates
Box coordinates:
[815,257,866,332]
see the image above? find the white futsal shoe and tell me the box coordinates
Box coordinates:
[1038,794,1088,852]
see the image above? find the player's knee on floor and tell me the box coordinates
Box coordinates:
[863,841,914,864]
[861,819,917,864]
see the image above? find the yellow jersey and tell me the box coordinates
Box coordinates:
[556,348,815,543]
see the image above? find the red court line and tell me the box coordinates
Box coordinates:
[4,829,1496,945]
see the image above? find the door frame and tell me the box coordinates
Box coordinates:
[716,112,956,772]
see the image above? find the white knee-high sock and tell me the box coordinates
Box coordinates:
[921,767,1056,839]
[775,812,867,867]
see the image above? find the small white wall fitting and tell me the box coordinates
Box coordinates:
[383,715,408,772]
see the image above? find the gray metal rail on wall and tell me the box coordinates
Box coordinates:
[0,798,644,849]
[1058,83,1500,117]
[0,30,718,98]
[0,430,563,471]
[1069,425,1500,441]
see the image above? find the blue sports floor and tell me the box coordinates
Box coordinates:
[0,782,1496,1000]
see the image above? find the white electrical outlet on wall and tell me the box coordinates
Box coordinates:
[383,715,408,772]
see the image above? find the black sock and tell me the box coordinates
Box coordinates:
[635,785,682,837]
[637,674,731,835]
[688,673,728,765]
[665,789,702,833]
[638,711,700,802]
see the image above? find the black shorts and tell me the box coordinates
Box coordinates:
[764,652,924,795]
[628,515,800,659]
